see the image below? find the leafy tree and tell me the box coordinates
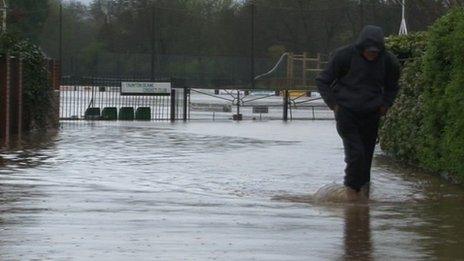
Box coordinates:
[7,0,49,43]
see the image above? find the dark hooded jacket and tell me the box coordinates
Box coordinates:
[315,25,400,112]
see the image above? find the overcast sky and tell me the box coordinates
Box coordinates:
[74,0,92,5]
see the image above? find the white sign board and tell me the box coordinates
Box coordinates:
[121,82,171,95]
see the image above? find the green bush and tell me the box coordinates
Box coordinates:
[380,33,427,163]
[0,33,55,130]
[385,32,428,61]
[379,57,425,163]
[380,9,464,182]
[418,9,464,177]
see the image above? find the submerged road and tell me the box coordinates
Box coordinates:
[0,121,463,260]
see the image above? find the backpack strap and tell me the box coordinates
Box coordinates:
[335,47,353,81]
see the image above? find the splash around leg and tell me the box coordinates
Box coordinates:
[313,183,370,203]
[272,183,371,204]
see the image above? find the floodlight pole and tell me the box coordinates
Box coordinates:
[151,6,156,81]
[359,0,364,29]
[59,1,63,64]
[250,0,255,90]
[1,0,7,34]
[399,0,408,35]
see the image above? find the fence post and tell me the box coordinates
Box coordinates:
[284,52,293,121]
[283,89,289,121]
[170,89,176,121]
[183,87,189,121]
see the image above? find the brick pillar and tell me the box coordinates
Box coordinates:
[50,59,61,90]
[9,57,23,137]
[0,56,11,143]
[18,59,23,135]
[52,60,61,126]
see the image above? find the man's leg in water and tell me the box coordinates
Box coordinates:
[335,107,367,193]
[359,111,381,197]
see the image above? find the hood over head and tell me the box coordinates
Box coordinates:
[355,25,385,52]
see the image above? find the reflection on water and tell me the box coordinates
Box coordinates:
[274,185,375,260]
[0,130,58,170]
[0,121,463,260]
[343,205,372,261]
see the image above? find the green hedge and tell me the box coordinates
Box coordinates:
[379,33,427,163]
[380,9,464,182]
[0,33,55,130]
[385,32,428,61]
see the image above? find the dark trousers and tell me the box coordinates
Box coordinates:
[335,106,380,191]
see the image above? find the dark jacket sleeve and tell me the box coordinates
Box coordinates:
[382,52,401,107]
[315,51,343,110]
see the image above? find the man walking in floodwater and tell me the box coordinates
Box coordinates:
[316,25,400,200]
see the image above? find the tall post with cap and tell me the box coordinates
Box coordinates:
[1,0,7,34]
[399,0,408,35]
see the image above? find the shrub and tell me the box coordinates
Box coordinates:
[379,33,427,163]
[385,32,428,61]
[0,33,54,130]
[380,9,464,182]
[418,9,464,177]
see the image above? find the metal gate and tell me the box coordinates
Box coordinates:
[59,76,189,121]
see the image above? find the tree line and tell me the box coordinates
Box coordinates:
[5,0,462,80]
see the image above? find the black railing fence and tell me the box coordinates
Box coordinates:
[62,53,280,90]
[59,79,334,122]
[60,76,187,121]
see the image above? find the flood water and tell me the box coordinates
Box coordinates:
[1,121,463,260]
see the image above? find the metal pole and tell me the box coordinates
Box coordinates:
[151,6,156,81]
[1,0,7,34]
[250,1,255,89]
[170,89,176,121]
[236,89,241,116]
[359,0,364,29]
[183,87,188,121]
[399,0,408,35]
[59,2,63,67]
[283,90,288,121]
[302,52,306,88]
[402,0,406,21]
